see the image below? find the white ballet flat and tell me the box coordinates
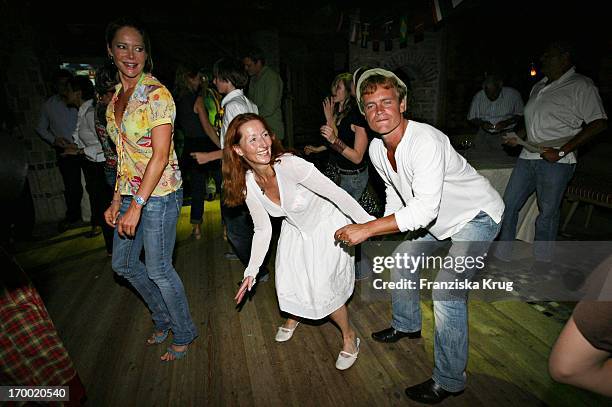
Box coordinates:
[275,322,299,342]
[335,337,360,370]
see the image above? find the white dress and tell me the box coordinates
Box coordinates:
[243,154,374,320]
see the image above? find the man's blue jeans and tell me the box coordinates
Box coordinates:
[390,211,501,392]
[112,189,197,346]
[494,158,575,262]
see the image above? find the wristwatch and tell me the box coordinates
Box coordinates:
[133,194,147,206]
[557,150,566,158]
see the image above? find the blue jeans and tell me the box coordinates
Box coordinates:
[112,189,197,346]
[338,167,369,201]
[338,167,369,278]
[494,158,575,262]
[390,211,500,392]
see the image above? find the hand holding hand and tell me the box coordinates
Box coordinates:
[334,224,371,247]
[235,276,254,304]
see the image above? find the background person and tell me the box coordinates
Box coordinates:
[191,58,267,277]
[243,47,284,141]
[467,72,524,151]
[174,64,220,239]
[35,69,81,232]
[64,75,109,244]
[494,41,607,267]
[304,73,369,202]
[93,63,119,254]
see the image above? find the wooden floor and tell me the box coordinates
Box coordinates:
[16,200,610,406]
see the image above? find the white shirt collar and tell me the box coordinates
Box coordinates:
[78,99,94,116]
[542,66,576,88]
[221,89,244,107]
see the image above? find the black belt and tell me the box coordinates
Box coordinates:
[337,166,368,175]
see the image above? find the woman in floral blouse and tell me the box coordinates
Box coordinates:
[103,17,197,361]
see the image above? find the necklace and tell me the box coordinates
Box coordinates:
[254,167,276,195]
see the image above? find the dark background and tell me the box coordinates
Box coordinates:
[1,0,610,137]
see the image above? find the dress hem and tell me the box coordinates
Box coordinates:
[277,288,353,320]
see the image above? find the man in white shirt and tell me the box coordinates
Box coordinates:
[467,73,524,151]
[192,59,258,162]
[190,59,267,278]
[35,70,81,230]
[335,68,504,404]
[64,76,108,239]
[495,42,607,266]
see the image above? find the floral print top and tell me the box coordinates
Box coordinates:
[106,73,182,196]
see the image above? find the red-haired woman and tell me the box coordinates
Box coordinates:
[225,113,373,370]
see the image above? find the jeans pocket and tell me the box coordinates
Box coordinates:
[174,189,184,213]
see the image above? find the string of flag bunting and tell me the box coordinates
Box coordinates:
[346,0,465,50]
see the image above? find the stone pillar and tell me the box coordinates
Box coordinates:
[349,31,443,127]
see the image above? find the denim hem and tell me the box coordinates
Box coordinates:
[391,321,421,333]
[154,323,172,332]
[431,374,466,393]
[171,333,198,347]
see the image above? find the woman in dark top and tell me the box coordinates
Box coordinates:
[305,72,369,201]
[94,64,118,255]
[174,65,221,239]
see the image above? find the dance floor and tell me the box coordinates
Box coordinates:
[16,200,608,406]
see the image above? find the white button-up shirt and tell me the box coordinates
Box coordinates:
[35,94,77,145]
[369,121,504,240]
[73,99,105,162]
[467,86,524,132]
[220,89,258,147]
[520,67,607,164]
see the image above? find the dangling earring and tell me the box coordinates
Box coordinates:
[109,55,114,65]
